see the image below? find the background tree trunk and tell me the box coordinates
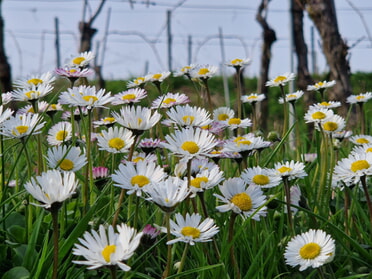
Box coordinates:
[305,0,352,113]
[256,0,277,131]
[0,0,12,95]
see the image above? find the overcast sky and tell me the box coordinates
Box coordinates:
[3,0,372,81]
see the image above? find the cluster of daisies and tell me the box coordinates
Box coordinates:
[2,51,371,276]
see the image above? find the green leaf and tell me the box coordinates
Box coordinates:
[2,266,30,279]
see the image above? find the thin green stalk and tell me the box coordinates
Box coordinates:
[162,212,172,279]
[235,67,243,135]
[359,103,365,134]
[279,85,288,140]
[316,124,329,216]
[283,177,294,236]
[109,265,117,279]
[202,79,213,115]
[176,243,189,278]
[51,206,59,279]
[228,212,240,279]
[83,109,93,214]
[360,175,372,233]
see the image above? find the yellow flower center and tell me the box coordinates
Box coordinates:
[27,78,43,85]
[217,113,229,121]
[287,94,297,98]
[131,175,150,187]
[25,90,40,99]
[247,95,258,100]
[108,137,125,150]
[28,107,35,113]
[69,69,77,73]
[133,157,144,163]
[163,98,176,104]
[59,159,74,171]
[273,75,287,83]
[181,226,201,238]
[182,115,195,124]
[312,111,326,120]
[181,141,199,154]
[278,166,292,173]
[122,94,136,101]
[134,77,145,84]
[82,95,98,103]
[50,104,58,110]
[323,121,338,131]
[181,66,191,72]
[231,192,252,211]
[366,148,372,153]
[152,73,162,80]
[198,68,209,75]
[237,140,252,146]
[252,174,270,185]
[103,117,115,123]
[137,118,143,125]
[56,130,68,141]
[102,245,116,263]
[315,81,324,88]
[350,160,370,172]
[356,95,365,100]
[190,176,209,188]
[320,101,330,106]
[356,138,369,144]
[72,57,85,65]
[231,58,243,65]
[13,125,29,135]
[233,136,245,142]
[228,118,241,125]
[299,242,321,259]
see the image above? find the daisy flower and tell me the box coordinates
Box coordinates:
[221,117,252,131]
[333,151,372,185]
[173,64,196,78]
[165,105,212,128]
[190,64,218,80]
[96,126,134,154]
[189,165,224,194]
[93,116,117,128]
[190,157,219,174]
[214,178,267,220]
[14,71,55,88]
[112,106,161,134]
[351,144,372,155]
[73,224,142,271]
[112,88,147,105]
[241,166,282,189]
[92,166,109,180]
[59,85,113,109]
[55,67,94,80]
[151,92,190,109]
[278,90,304,104]
[162,127,218,162]
[0,105,13,125]
[315,114,345,135]
[138,138,164,154]
[274,160,307,181]
[304,106,334,124]
[284,229,335,271]
[312,101,342,109]
[213,106,235,122]
[145,71,171,84]
[2,92,12,105]
[112,160,167,196]
[167,213,219,245]
[24,170,78,209]
[46,145,87,172]
[241,93,266,104]
[129,152,158,164]
[69,51,95,68]
[47,121,72,146]
[0,113,45,139]
[265,72,296,87]
[12,83,54,102]
[307,80,336,91]
[226,58,251,69]
[332,130,352,141]
[127,76,146,88]
[346,92,372,104]
[222,134,270,154]
[284,185,302,215]
[349,134,372,145]
[145,176,190,213]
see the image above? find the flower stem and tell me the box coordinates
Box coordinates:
[202,79,213,115]
[228,212,240,279]
[360,175,372,232]
[176,243,189,278]
[162,212,172,279]
[283,177,294,236]
[109,265,117,279]
[51,206,59,279]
